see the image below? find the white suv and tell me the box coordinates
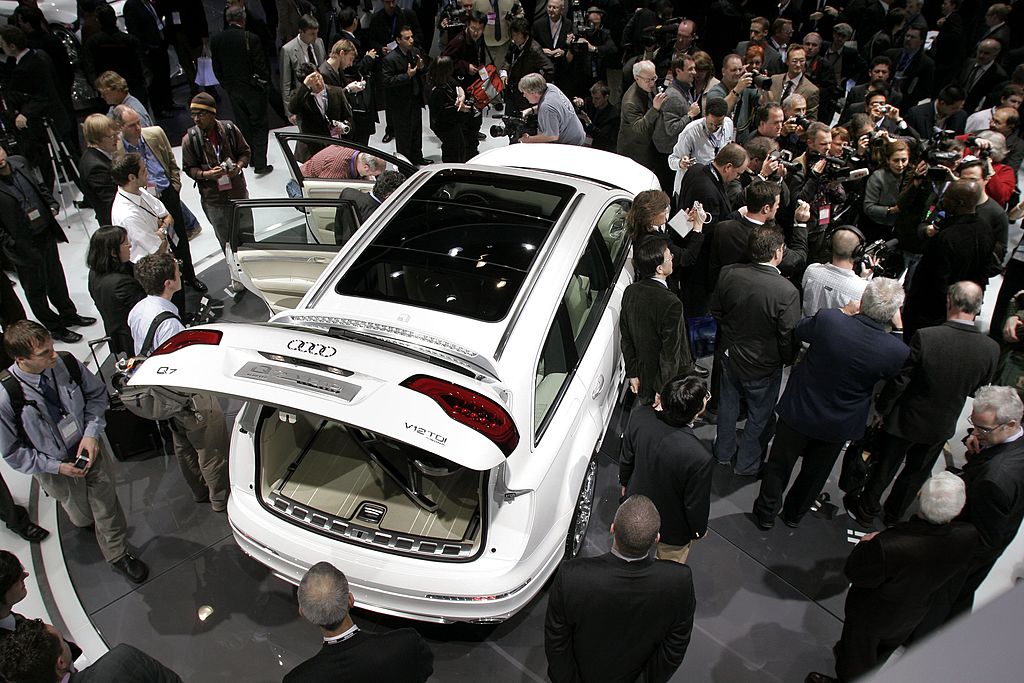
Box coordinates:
[130,143,658,623]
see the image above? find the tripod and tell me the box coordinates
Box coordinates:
[42,118,88,236]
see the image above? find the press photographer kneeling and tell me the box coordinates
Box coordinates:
[515,72,586,145]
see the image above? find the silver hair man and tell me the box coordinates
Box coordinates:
[297,561,350,628]
[973,384,1024,426]
[518,72,548,95]
[918,471,967,524]
[947,281,984,315]
[632,59,655,79]
[974,130,1008,163]
[860,277,905,323]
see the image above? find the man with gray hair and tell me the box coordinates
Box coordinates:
[285,562,433,682]
[617,60,669,178]
[545,494,695,683]
[848,281,999,527]
[934,384,1024,627]
[753,278,910,529]
[806,472,980,683]
[517,72,585,145]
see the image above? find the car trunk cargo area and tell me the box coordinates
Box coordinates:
[256,407,484,560]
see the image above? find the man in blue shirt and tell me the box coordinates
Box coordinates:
[518,72,586,145]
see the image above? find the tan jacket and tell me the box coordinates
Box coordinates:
[117,126,181,193]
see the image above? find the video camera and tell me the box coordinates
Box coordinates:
[917,129,961,181]
[490,112,538,140]
[746,68,773,90]
[440,3,470,32]
[638,17,688,50]
[856,238,904,279]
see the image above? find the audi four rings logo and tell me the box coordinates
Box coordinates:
[287,340,338,357]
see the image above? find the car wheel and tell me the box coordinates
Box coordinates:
[565,454,599,559]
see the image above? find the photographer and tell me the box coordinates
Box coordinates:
[709,54,764,140]
[865,91,911,136]
[725,137,792,209]
[441,10,490,156]
[778,94,810,155]
[966,131,1016,206]
[652,54,700,192]
[572,7,617,95]
[503,17,554,115]
[903,179,996,339]
[573,82,619,152]
[802,228,873,317]
[517,73,585,145]
[955,156,1009,266]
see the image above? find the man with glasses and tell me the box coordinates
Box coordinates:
[620,374,714,564]
[128,254,229,514]
[617,60,668,180]
[768,44,818,120]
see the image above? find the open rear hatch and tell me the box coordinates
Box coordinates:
[128,323,518,560]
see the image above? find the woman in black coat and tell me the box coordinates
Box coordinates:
[428,56,472,163]
[87,226,145,358]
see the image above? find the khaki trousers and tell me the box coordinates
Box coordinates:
[36,447,128,563]
[169,393,229,507]
[656,541,693,564]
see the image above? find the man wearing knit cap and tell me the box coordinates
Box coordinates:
[181,93,255,292]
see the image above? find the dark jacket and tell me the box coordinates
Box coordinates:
[956,60,1008,114]
[959,436,1024,555]
[710,263,801,380]
[0,156,67,264]
[283,628,433,682]
[333,188,379,245]
[180,121,251,204]
[368,8,423,51]
[289,83,354,161]
[83,29,147,96]
[708,214,807,288]
[620,406,714,545]
[123,0,168,48]
[78,148,116,227]
[777,309,909,441]
[619,278,687,404]
[88,264,147,358]
[843,516,980,638]
[71,644,181,682]
[210,24,271,93]
[676,163,736,295]
[904,101,968,137]
[381,47,427,109]
[4,48,72,138]
[616,83,660,172]
[502,37,554,113]
[884,47,935,108]
[876,320,999,444]
[545,552,695,683]
[904,212,996,334]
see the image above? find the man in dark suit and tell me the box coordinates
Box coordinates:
[904,85,968,137]
[82,4,149,106]
[938,385,1024,624]
[711,224,801,477]
[734,16,784,74]
[503,17,555,115]
[619,235,690,406]
[0,147,95,344]
[531,0,574,91]
[381,27,429,165]
[123,0,176,115]
[806,473,981,683]
[620,376,714,563]
[903,180,996,339]
[849,282,999,527]
[0,618,181,681]
[956,39,1007,114]
[211,6,274,174]
[806,24,864,124]
[885,26,934,109]
[753,277,909,528]
[0,25,74,192]
[545,494,695,683]
[289,64,353,162]
[676,144,748,317]
[332,170,405,245]
[78,114,118,227]
[929,0,967,87]
[284,562,433,682]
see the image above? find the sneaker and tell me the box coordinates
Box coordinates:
[111,553,149,583]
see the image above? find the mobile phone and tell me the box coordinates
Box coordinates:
[73,454,89,470]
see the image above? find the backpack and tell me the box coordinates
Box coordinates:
[186,120,239,176]
[0,351,82,451]
[113,311,196,421]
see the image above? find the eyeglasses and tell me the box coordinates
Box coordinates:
[637,75,657,83]
[968,415,1007,434]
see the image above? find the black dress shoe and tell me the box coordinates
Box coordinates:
[63,314,97,328]
[12,521,49,543]
[74,199,93,209]
[111,553,149,583]
[690,364,710,379]
[805,673,838,683]
[382,132,394,144]
[752,513,774,530]
[187,277,209,293]
[846,502,875,528]
[414,158,434,165]
[781,515,801,528]
[476,131,486,140]
[51,328,83,344]
[254,165,274,175]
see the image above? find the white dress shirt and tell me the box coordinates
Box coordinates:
[110,188,168,262]
[127,295,183,355]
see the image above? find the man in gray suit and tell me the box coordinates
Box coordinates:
[617,60,667,182]
[281,13,325,124]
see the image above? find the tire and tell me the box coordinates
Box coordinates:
[565,454,599,559]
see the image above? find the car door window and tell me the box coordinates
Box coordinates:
[563,231,613,346]
[534,310,576,435]
[596,199,631,264]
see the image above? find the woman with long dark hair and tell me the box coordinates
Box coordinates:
[87,226,145,357]
[428,56,472,163]
[625,190,704,285]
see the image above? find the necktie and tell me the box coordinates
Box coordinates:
[307,44,316,65]
[898,51,911,73]
[782,80,794,101]
[966,64,981,93]
[38,373,62,424]
[492,0,502,41]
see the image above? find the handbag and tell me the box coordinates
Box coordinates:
[195,53,218,87]
[466,65,504,110]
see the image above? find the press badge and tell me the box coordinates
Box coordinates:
[217,174,232,191]
[487,12,496,25]
[818,205,830,227]
[26,208,40,222]
[58,414,80,446]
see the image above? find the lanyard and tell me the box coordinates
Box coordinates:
[117,190,161,220]
[15,370,66,417]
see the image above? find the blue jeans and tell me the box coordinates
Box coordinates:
[714,359,782,475]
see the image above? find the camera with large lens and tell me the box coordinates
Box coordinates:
[770,149,802,172]
[747,69,772,90]
[856,238,904,279]
[504,2,522,22]
[788,114,812,129]
[918,129,960,180]
[441,4,469,31]
[490,112,538,140]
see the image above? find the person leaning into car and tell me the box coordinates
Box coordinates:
[517,72,586,145]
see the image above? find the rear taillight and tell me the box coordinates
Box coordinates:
[402,375,519,456]
[151,330,223,356]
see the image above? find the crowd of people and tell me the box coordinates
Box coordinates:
[0,0,1024,681]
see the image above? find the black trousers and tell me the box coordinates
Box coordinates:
[858,431,945,523]
[16,234,77,331]
[435,126,466,163]
[754,417,845,523]
[389,103,423,163]
[227,87,270,169]
[157,186,197,281]
[0,473,30,533]
[834,619,906,683]
[145,46,175,111]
